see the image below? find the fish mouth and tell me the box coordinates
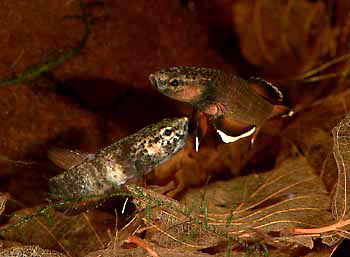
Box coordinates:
[170,117,189,155]
[171,116,189,152]
[149,73,159,89]
[179,117,189,134]
[178,117,189,148]
[149,73,170,93]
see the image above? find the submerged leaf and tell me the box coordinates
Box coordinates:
[232,0,334,75]
[332,115,350,221]
[283,90,350,191]
[0,207,114,256]
[0,245,66,257]
[287,114,350,247]
[320,114,350,245]
[180,157,333,248]
[126,185,224,250]
[126,155,334,251]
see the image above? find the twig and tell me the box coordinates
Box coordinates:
[141,218,202,248]
[296,54,350,80]
[124,236,159,257]
[289,219,350,234]
[83,212,105,249]
[36,218,72,257]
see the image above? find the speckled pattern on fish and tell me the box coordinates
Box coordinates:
[49,117,189,204]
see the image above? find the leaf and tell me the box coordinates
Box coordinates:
[85,245,214,257]
[126,154,334,251]
[231,0,333,76]
[0,207,114,257]
[0,245,67,257]
[283,90,350,191]
[320,114,350,245]
[286,114,350,247]
[332,115,350,221]
[180,157,334,248]
[125,185,224,250]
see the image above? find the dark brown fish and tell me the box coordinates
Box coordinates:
[48,117,189,210]
[149,66,289,142]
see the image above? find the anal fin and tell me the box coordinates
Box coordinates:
[216,127,256,144]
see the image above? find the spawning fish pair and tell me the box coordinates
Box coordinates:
[49,66,288,209]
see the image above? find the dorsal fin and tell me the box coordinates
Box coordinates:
[48,147,94,170]
[247,77,284,104]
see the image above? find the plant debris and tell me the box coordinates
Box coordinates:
[0,0,350,256]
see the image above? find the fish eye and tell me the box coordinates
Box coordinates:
[164,129,172,136]
[169,79,179,87]
[160,127,176,139]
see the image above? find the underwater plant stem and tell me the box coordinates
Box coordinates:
[0,1,93,87]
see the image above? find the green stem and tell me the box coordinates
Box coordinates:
[0,2,93,87]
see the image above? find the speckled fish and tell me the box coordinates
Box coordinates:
[48,117,189,210]
[149,66,289,143]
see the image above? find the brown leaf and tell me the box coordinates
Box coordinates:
[283,90,350,191]
[232,0,336,76]
[319,114,350,245]
[0,207,114,257]
[85,245,214,257]
[286,113,350,248]
[180,157,333,248]
[0,245,66,257]
[332,114,350,221]
[126,184,223,250]
[126,154,334,251]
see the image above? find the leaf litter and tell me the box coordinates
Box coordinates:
[287,114,350,247]
[0,1,350,256]
[2,95,350,256]
[111,112,350,256]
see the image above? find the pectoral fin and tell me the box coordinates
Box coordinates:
[48,147,94,170]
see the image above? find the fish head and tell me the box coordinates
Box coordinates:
[149,66,221,104]
[126,117,189,172]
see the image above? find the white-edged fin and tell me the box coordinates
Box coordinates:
[248,77,283,103]
[216,127,256,144]
[48,147,94,170]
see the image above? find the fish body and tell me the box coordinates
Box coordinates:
[49,117,189,205]
[149,66,288,139]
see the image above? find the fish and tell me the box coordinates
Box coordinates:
[48,117,189,210]
[149,66,289,144]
